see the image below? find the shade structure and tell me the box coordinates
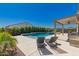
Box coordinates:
[55,15,79,25]
[54,15,79,33]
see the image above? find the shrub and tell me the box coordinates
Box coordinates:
[0,32,17,56]
[0,26,53,36]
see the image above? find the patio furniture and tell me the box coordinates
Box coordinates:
[69,35,79,48]
[45,36,60,48]
[37,37,46,48]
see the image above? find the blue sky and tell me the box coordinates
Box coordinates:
[0,3,78,28]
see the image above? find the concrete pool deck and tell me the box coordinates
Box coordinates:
[14,34,79,56]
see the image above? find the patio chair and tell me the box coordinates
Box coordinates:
[37,37,46,48]
[45,36,60,48]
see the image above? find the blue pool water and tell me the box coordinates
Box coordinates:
[22,32,54,37]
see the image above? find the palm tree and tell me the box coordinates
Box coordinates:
[0,32,17,56]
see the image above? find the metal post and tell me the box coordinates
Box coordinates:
[62,24,64,34]
[76,24,79,34]
[54,22,56,36]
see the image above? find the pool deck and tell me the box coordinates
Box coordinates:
[14,34,79,56]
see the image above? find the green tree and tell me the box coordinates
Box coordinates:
[11,27,21,35]
[0,27,5,32]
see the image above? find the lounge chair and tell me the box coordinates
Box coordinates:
[45,36,60,48]
[37,37,46,48]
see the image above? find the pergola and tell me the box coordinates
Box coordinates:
[54,15,79,33]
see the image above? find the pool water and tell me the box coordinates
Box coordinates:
[23,32,54,37]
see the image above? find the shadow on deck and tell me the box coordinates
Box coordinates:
[47,43,68,54]
[37,47,53,56]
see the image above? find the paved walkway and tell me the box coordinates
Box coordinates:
[14,35,79,56]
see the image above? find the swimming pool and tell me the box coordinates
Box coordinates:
[22,32,54,37]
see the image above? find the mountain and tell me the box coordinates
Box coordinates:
[6,22,32,28]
